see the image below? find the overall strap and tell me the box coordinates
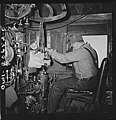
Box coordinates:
[84,47,98,69]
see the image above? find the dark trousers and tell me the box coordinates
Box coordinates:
[47,75,97,113]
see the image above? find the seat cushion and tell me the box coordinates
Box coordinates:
[65,89,94,102]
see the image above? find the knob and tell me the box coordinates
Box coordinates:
[1,49,5,53]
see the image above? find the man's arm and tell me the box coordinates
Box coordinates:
[46,48,87,64]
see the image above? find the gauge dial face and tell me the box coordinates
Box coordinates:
[5,43,14,62]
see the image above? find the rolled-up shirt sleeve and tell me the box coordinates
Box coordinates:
[51,49,87,63]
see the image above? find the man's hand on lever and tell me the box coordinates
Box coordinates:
[44,47,53,66]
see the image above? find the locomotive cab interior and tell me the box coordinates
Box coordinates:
[0,3,113,115]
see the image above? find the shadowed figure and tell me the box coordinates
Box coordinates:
[45,33,98,113]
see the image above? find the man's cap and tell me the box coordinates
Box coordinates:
[68,32,84,43]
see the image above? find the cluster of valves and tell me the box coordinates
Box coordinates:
[24,66,49,113]
[1,27,51,113]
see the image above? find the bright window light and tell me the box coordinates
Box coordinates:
[82,35,107,68]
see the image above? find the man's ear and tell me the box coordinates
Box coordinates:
[74,42,78,46]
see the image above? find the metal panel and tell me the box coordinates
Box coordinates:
[68,24,107,35]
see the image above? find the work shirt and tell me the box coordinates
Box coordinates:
[51,43,98,79]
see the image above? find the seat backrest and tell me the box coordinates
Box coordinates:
[84,47,99,69]
[95,57,108,103]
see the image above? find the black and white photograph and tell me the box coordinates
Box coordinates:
[0,2,114,120]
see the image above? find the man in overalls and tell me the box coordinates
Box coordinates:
[45,33,98,113]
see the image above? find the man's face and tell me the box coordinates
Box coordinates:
[68,34,75,47]
[69,34,76,43]
[68,34,80,49]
